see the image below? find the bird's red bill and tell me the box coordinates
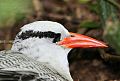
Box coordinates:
[58,32,108,48]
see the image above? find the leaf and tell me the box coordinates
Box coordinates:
[104,21,120,55]
[80,21,100,28]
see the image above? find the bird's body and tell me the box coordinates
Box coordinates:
[0,21,107,81]
[0,50,69,81]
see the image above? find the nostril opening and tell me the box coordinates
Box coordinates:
[70,35,74,37]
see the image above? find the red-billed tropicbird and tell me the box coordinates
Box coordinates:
[0,21,107,81]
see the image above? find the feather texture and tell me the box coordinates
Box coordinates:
[0,50,69,81]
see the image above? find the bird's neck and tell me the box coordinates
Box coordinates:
[11,38,73,81]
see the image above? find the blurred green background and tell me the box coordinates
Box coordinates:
[0,0,120,81]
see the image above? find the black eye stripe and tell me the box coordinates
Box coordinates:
[17,30,61,43]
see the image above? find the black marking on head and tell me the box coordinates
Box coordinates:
[17,30,61,43]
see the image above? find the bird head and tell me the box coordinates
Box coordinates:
[12,21,107,60]
[11,21,107,60]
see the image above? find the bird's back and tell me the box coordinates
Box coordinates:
[0,50,68,81]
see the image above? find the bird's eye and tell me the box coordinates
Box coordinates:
[53,33,61,43]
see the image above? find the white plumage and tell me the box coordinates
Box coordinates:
[0,21,73,81]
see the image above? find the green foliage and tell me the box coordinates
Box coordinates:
[104,21,120,55]
[98,0,120,55]
[98,0,118,26]
[0,0,34,28]
[80,21,100,28]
